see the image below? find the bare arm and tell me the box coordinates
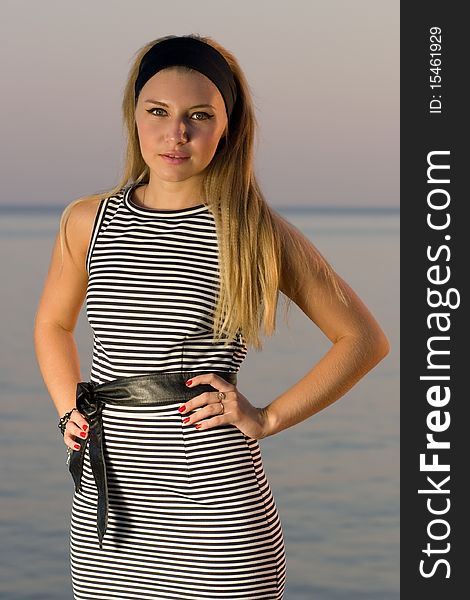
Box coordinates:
[33,197,101,447]
[260,221,390,437]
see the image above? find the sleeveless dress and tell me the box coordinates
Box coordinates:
[69,182,287,599]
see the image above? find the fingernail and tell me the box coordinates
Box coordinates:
[74,443,80,450]
[185,379,192,386]
[195,424,201,429]
[178,405,186,413]
[182,417,190,423]
[82,424,88,431]
[80,432,86,438]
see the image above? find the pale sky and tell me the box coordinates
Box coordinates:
[0,0,399,208]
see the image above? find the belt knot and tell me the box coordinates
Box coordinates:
[69,381,108,549]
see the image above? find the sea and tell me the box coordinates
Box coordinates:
[0,204,399,599]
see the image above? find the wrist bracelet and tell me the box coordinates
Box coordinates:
[58,407,77,436]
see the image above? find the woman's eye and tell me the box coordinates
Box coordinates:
[147,108,166,116]
[191,112,212,120]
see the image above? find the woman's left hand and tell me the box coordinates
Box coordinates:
[179,373,270,440]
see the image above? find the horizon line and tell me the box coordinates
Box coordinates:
[0,204,400,214]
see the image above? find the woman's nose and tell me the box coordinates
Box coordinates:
[165,119,189,143]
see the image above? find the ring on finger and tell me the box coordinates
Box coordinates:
[217,391,226,415]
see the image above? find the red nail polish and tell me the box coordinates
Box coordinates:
[195,424,201,429]
[182,417,190,423]
[82,424,88,431]
[74,443,80,450]
[178,405,186,413]
[80,432,86,438]
[185,379,192,386]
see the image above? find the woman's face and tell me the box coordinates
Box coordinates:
[134,67,228,184]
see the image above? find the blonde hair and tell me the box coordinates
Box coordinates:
[59,33,349,350]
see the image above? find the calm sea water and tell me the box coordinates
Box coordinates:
[0,207,399,600]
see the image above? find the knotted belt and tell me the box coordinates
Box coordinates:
[69,381,108,549]
[68,370,237,550]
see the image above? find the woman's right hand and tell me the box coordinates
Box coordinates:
[64,410,89,451]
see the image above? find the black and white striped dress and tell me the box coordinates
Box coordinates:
[69,182,287,599]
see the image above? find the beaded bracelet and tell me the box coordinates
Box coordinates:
[58,407,78,436]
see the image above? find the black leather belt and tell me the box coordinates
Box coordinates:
[68,370,238,549]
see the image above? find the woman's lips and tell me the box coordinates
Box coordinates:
[160,154,190,165]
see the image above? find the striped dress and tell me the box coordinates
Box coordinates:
[69,182,287,599]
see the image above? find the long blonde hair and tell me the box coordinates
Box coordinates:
[58,33,349,350]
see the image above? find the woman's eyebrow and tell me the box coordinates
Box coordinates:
[144,100,216,110]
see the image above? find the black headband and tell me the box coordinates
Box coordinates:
[134,36,237,119]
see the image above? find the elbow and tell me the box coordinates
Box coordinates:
[366,328,390,366]
[344,325,390,371]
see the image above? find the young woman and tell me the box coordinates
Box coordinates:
[34,34,389,600]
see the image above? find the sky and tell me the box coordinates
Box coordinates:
[0,0,399,209]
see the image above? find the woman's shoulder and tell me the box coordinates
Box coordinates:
[60,193,111,264]
[64,185,126,227]
[66,194,103,220]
